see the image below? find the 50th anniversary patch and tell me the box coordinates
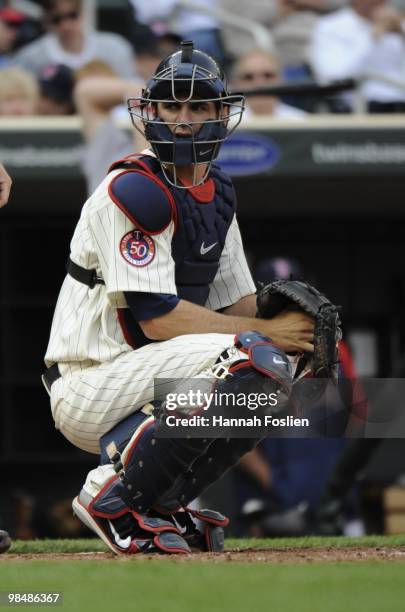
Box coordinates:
[120,230,155,267]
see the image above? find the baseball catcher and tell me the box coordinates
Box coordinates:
[42,41,340,556]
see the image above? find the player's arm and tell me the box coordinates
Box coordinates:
[222,294,256,317]
[139,299,314,353]
[0,163,12,208]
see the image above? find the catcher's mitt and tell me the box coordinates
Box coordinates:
[256,279,342,379]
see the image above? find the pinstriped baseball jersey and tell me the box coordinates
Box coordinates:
[44,151,255,453]
[44,152,255,377]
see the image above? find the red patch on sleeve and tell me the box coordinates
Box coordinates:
[120,230,155,267]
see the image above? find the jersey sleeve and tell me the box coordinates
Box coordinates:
[87,187,177,308]
[205,215,256,311]
[124,292,179,320]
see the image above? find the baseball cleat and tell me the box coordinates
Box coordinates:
[72,492,190,555]
[162,508,229,552]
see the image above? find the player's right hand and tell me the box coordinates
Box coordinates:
[263,310,315,353]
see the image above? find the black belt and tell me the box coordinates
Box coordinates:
[42,363,61,394]
[66,257,105,289]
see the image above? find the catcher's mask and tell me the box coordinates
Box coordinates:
[127,40,245,188]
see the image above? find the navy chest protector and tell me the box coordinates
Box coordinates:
[109,155,236,306]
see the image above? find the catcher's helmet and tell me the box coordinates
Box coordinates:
[127,40,245,187]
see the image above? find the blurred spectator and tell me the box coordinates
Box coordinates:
[309,0,405,112]
[134,34,182,80]
[129,0,226,63]
[74,59,116,80]
[219,0,345,72]
[74,36,180,193]
[0,7,25,66]
[271,0,347,75]
[74,75,145,194]
[231,49,306,118]
[0,66,38,115]
[37,63,74,115]
[13,0,137,79]
[218,0,275,61]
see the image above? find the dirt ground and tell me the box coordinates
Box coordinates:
[3,547,405,563]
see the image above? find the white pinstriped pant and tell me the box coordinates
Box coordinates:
[50,333,236,454]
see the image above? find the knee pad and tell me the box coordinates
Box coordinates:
[234,331,292,391]
[211,330,292,419]
[161,331,292,419]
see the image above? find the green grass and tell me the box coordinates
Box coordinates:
[0,559,405,612]
[2,537,405,612]
[7,534,405,554]
[227,534,405,549]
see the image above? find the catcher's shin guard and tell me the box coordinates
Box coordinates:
[155,331,293,512]
[157,437,259,512]
[156,332,292,511]
[102,331,290,512]
[74,331,291,553]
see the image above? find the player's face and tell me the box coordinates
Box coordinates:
[155,98,218,136]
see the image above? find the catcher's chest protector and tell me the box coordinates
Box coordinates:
[111,155,236,306]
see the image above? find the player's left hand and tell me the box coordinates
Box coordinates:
[257,279,342,378]
[0,163,12,208]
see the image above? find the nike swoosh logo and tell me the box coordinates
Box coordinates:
[108,521,131,550]
[199,148,212,156]
[200,241,218,255]
[273,356,287,365]
[173,517,188,535]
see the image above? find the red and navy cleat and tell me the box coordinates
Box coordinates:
[167,507,229,552]
[72,489,190,555]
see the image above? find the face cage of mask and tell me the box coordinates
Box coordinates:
[127,73,245,187]
[127,97,244,187]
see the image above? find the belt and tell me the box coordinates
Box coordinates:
[42,363,61,395]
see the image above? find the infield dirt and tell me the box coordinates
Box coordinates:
[2,546,405,563]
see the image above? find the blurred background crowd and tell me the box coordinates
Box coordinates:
[2,0,405,120]
[1,0,405,543]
